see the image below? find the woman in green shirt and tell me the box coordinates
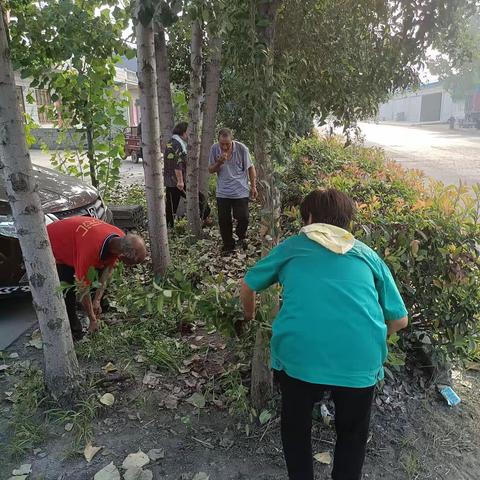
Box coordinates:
[240,188,408,480]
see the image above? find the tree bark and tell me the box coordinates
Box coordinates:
[154,22,175,152]
[186,19,203,238]
[86,126,98,188]
[199,34,222,197]
[250,0,282,411]
[136,15,171,276]
[0,11,81,405]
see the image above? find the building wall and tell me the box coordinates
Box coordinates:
[378,83,465,123]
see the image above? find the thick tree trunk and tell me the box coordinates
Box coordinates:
[250,0,282,411]
[0,12,81,405]
[186,19,203,238]
[154,22,175,152]
[199,35,222,197]
[136,16,171,276]
[86,126,98,188]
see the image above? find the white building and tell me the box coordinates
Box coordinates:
[378,82,465,124]
[14,64,140,129]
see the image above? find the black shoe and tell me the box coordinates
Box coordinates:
[238,239,248,251]
[221,244,235,256]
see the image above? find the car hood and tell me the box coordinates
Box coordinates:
[0,164,98,213]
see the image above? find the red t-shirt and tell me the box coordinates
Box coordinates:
[47,216,125,282]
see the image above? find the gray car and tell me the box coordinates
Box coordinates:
[0,165,112,296]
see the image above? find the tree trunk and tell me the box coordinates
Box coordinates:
[136,16,171,276]
[186,19,203,238]
[154,22,175,152]
[250,0,282,411]
[199,34,222,197]
[86,126,98,188]
[0,12,81,405]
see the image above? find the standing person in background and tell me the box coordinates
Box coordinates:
[239,188,408,480]
[164,122,210,228]
[208,128,257,254]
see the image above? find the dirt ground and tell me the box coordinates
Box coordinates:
[1,323,480,480]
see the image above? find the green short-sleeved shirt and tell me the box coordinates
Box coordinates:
[244,233,408,388]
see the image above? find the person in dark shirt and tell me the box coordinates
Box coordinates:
[164,122,211,227]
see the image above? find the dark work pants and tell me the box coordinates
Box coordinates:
[56,264,83,341]
[216,197,249,250]
[166,186,210,228]
[275,370,375,480]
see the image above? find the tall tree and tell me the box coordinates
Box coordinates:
[186,17,203,238]
[199,33,222,197]
[155,22,175,151]
[0,9,81,404]
[250,0,282,410]
[136,0,171,276]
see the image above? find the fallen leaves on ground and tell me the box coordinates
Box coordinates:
[147,448,165,461]
[122,450,150,470]
[84,442,103,462]
[94,462,121,480]
[12,464,32,476]
[313,452,332,465]
[186,392,206,409]
[100,393,115,406]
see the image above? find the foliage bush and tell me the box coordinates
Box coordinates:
[280,135,480,365]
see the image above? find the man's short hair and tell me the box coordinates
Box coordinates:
[119,234,144,262]
[300,188,354,229]
[218,128,233,140]
[173,122,189,136]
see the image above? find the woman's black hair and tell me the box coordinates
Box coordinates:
[173,122,189,136]
[300,188,354,229]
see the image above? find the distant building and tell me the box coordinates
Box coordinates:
[378,82,465,123]
[14,64,140,128]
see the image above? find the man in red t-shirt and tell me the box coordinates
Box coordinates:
[47,216,146,340]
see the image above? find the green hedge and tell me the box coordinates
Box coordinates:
[281,135,480,364]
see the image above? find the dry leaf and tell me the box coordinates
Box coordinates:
[100,393,115,406]
[8,476,27,480]
[124,468,153,480]
[192,473,210,480]
[94,462,121,480]
[84,442,103,462]
[142,372,162,387]
[163,395,178,410]
[186,392,206,409]
[314,452,332,465]
[12,464,32,476]
[0,364,9,372]
[102,362,117,373]
[122,450,150,470]
[64,422,74,432]
[134,354,147,364]
[9,352,19,359]
[147,448,165,461]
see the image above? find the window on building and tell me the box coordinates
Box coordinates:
[35,89,51,124]
[16,87,25,117]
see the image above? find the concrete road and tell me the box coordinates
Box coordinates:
[359,122,480,186]
[0,297,36,350]
[29,150,145,185]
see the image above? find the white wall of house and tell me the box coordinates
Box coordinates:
[378,83,465,123]
[14,67,139,128]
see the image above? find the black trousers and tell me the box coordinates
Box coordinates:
[216,197,249,250]
[57,264,84,341]
[166,186,210,228]
[275,370,375,480]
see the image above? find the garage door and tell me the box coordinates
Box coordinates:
[420,92,442,122]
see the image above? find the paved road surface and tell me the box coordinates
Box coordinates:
[359,122,480,186]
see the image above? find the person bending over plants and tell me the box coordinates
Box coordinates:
[240,188,408,480]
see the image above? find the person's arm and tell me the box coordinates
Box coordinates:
[240,279,256,320]
[387,315,408,336]
[209,154,226,173]
[248,165,257,200]
[92,266,113,315]
[175,168,184,191]
[78,284,99,332]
